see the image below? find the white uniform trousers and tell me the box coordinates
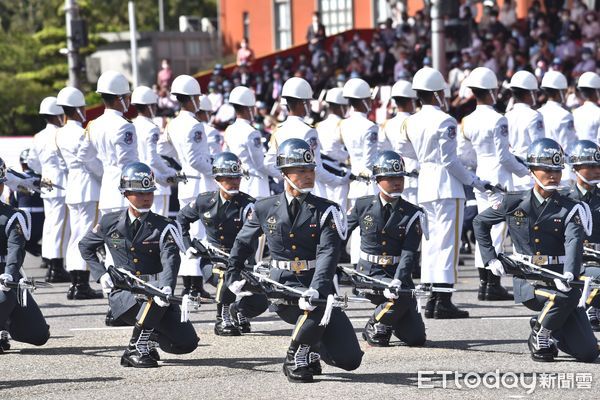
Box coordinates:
[41,197,70,260]
[473,191,507,270]
[420,198,464,284]
[178,197,205,276]
[66,201,99,272]
[151,194,170,217]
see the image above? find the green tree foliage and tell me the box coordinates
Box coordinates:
[0,0,216,135]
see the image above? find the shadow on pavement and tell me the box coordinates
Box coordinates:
[0,377,123,390]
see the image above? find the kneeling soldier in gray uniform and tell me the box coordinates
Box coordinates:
[79,162,199,368]
[0,158,50,352]
[474,138,599,363]
[227,138,363,383]
[346,150,426,347]
[564,139,600,331]
[177,152,268,336]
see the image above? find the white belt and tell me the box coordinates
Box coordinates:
[513,252,565,266]
[20,207,44,213]
[360,251,400,266]
[271,259,316,272]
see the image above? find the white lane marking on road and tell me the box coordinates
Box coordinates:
[70,327,132,331]
[479,316,532,320]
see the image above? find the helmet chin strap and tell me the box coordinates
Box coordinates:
[411,99,417,111]
[377,183,402,198]
[531,171,559,191]
[575,170,600,185]
[190,96,200,113]
[303,101,311,118]
[559,90,565,104]
[248,107,255,122]
[148,105,156,119]
[128,199,151,213]
[530,91,537,106]
[215,180,239,196]
[361,99,370,113]
[283,174,313,194]
[76,108,86,123]
[119,96,128,113]
[433,92,447,111]
[489,89,497,105]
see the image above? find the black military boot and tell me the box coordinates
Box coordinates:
[180,276,191,296]
[587,307,600,332]
[66,271,77,300]
[0,330,10,352]
[148,331,161,361]
[120,325,158,368]
[477,268,488,301]
[214,303,241,336]
[191,276,213,303]
[485,273,513,301]
[45,258,70,283]
[105,308,128,327]
[229,302,251,333]
[282,341,314,383]
[434,286,469,319]
[307,344,322,375]
[529,317,558,357]
[73,271,104,300]
[423,291,436,319]
[528,321,555,362]
[40,257,49,269]
[362,317,392,346]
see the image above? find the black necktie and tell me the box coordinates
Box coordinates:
[383,203,392,221]
[289,198,300,222]
[130,218,141,238]
[218,200,230,220]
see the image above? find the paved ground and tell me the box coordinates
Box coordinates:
[2,252,599,399]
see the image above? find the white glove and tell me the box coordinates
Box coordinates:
[472,177,491,192]
[100,273,114,294]
[185,247,199,259]
[298,287,319,311]
[0,273,12,292]
[383,279,402,300]
[554,272,574,293]
[154,286,172,307]
[487,259,505,277]
[229,279,252,297]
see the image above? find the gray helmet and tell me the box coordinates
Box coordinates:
[0,158,6,184]
[526,138,564,171]
[567,140,600,167]
[119,162,156,193]
[276,138,316,170]
[212,152,243,178]
[20,149,30,164]
[372,150,407,178]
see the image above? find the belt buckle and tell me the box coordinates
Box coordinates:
[532,255,548,266]
[379,256,392,266]
[291,260,307,273]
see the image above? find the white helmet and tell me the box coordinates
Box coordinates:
[541,70,568,90]
[577,71,600,89]
[281,77,313,100]
[391,80,416,99]
[325,87,348,105]
[509,70,538,90]
[171,74,201,96]
[96,70,130,95]
[39,97,64,116]
[465,67,498,89]
[56,87,86,107]
[229,86,256,107]
[199,95,212,111]
[412,67,445,92]
[131,86,158,105]
[342,78,371,99]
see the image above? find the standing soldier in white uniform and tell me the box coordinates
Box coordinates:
[78,70,139,215]
[572,72,600,142]
[28,97,70,283]
[380,80,418,205]
[505,70,545,190]
[197,95,223,156]
[131,86,178,217]
[55,87,103,299]
[161,75,214,296]
[340,78,379,263]
[225,86,276,199]
[458,67,529,302]
[538,71,577,152]
[316,88,350,204]
[265,77,349,201]
[400,67,490,319]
